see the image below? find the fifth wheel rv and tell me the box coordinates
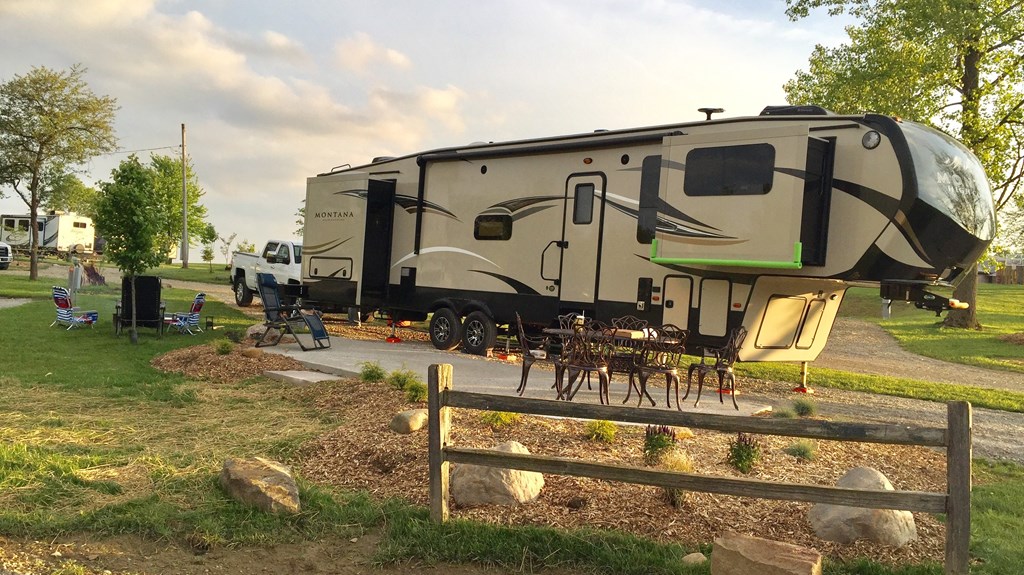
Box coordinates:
[302,106,995,361]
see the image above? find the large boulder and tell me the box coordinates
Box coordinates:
[808,467,917,546]
[711,531,822,575]
[451,441,544,506]
[390,409,429,434]
[219,457,300,514]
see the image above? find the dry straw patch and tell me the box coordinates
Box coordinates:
[298,378,948,566]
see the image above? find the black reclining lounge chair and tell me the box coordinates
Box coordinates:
[254,273,330,351]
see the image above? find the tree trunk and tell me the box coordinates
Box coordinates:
[28,200,39,281]
[129,274,139,344]
[943,263,981,329]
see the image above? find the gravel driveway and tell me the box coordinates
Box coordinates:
[6,262,1024,463]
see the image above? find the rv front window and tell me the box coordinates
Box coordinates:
[573,183,595,224]
[900,121,995,240]
[684,143,775,196]
[474,215,513,240]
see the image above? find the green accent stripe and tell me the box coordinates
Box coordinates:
[649,239,804,270]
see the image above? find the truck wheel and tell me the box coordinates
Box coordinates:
[429,308,462,351]
[463,311,497,356]
[233,277,253,306]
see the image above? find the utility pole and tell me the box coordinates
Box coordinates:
[180,123,189,268]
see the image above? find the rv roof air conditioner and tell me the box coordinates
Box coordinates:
[760,105,833,116]
[371,156,395,163]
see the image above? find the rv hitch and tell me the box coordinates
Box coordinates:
[879,282,970,317]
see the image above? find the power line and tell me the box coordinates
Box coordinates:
[100,144,181,156]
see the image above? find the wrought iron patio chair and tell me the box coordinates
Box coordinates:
[555,324,614,404]
[635,324,688,409]
[685,325,747,409]
[514,312,553,396]
[610,315,651,406]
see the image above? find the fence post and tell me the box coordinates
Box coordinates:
[428,363,454,523]
[945,401,972,575]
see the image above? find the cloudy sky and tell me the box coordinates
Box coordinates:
[0,0,851,260]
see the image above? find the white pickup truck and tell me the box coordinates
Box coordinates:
[230,240,303,306]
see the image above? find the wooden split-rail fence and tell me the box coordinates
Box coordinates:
[425,364,973,575]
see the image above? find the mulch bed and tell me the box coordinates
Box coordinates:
[153,337,949,567]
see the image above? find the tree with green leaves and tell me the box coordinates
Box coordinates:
[95,155,166,344]
[148,153,209,261]
[0,64,118,280]
[45,173,99,217]
[295,202,305,237]
[784,0,1024,329]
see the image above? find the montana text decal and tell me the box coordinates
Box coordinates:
[313,211,355,219]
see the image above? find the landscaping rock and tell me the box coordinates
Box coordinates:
[219,457,300,514]
[711,531,821,575]
[808,467,917,546]
[246,324,276,341]
[240,347,265,358]
[681,551,706,565]
[451,441,543,506]
[390,409,428,434]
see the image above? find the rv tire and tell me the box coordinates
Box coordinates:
[429,308,462,350]
[233,277,253,306]
[462,310,497,356]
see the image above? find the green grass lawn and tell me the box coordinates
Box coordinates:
[2,272,1024,574]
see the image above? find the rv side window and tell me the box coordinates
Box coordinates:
[684,143,775,196]
[474,215,512,240]
[573,183,595,224]
[2,219,12,229]
[73,222,87,229]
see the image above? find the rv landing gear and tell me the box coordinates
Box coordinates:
[463,311,497,356]
[429,308,462,350]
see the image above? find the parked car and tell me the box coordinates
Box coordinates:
[229,240,302,306]
[0,240,12,270]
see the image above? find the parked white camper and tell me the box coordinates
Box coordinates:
[0,212,97,256]
[303,107,994,360]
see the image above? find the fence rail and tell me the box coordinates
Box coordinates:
[426,364,972,575]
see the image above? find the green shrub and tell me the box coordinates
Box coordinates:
[726,433,762,474]
[213,339,234,355]
[771,408,796,419]
[643,425,677,465]
[658,449,695,508]
[360,361,388,382]
[404,381,428,403]
[585,420,617,443]
[481,411,522,430]
[792,397,818,417]
[386,369,421,391]
[222,329,244,343]
[784,439,817,461]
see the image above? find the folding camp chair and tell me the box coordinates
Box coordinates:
[164,293,206,335]
[51,286,98,329]
[115,276,165,336]
[254,273,330,351]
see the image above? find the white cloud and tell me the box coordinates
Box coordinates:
[334,32,412,74]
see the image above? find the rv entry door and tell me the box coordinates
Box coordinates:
[558,173,606,307]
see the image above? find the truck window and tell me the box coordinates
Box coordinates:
[262,243,278,259]
[684,143,775,196]
[275,243,290,264]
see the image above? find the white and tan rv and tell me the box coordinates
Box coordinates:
[302,106,995,360]
[0,212,98,256]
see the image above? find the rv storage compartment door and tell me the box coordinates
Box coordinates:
[655,124,811,269]
[303,171,373,308]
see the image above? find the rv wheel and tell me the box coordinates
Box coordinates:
[462,311,497,356]
[429,308,463,350]
[233,277,253,306]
